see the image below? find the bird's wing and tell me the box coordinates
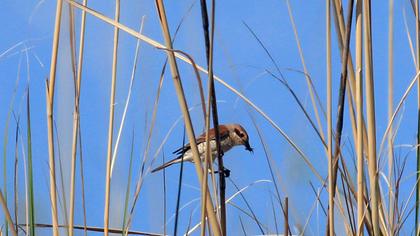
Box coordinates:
[172,125,229,157]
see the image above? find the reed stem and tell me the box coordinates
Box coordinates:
[104,0,120,235]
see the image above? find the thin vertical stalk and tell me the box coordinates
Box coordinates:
[388,0,395,233]
[331,0,368,148]
[327,0,354,233]
[27,90,36,236]
[154,1,221,235]
[104,0,120,235]
[110,16,146,176]
[415,0,420,235]
[46,0,63,235]
[13,117,18,234]
[326,0,334,235]
[200,68,212,236]
[121,131,135,236]
[174,131,186,236]
[356,0,364,234]
[198,0,227,234]
[69,0,88,235]
[284,197,289,236]
[77,127,88,236]
[363,0,380,235]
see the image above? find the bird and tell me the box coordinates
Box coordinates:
[151,124,253,174]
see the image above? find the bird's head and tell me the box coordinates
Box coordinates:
[229,124,253,153]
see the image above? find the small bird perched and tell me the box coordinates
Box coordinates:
[151,124,253,174]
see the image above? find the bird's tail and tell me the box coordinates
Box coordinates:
[151,157,183,173]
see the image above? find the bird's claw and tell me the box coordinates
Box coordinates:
[214,168,230,177]
[223,168,230,177]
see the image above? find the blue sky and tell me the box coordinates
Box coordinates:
[1,0,420,235]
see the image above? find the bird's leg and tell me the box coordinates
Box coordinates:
[222,167,230,177]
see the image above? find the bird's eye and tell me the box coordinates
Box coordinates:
[235,128,245,138]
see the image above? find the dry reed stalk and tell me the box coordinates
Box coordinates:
[46,0,63,235]
[326,0,334,235]
[13,118,18,234]
[69,0,88,235]
[363,0,380,235]
[104,0,120,235]
[326,0,355,233]
[69,6,77,80]
[55,112,70,235]
[0,190,17,236]
[154,1,221,235]
[356,0,364,234]
[284,197,289,236]
[25,80,36,236]
[200,95,211,236]
[416,1,420,235]
[77,127,88,236]
[388,0,395,233]
[332,0,368,148]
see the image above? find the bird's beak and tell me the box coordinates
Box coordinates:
[244,140,254,153]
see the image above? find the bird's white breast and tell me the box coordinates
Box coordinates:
[182,136,235,163]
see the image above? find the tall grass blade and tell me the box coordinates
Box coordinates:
[122,131,135,236]
[104,0,120,234]
[53,120,69,236]
[3,45,24,236]
[110,16,145,176]
[284,197,289,236]
[26,90,36,236]
[326,0,334,235]
[387,0,395,233]
[77,126,88,236]
[69,0,88,235]
[46,0,64,234]
[363,0,380,234]
[13,115,19,234]
[355,0,364,234]
[415,0,420,234]
[174,129,186,236]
